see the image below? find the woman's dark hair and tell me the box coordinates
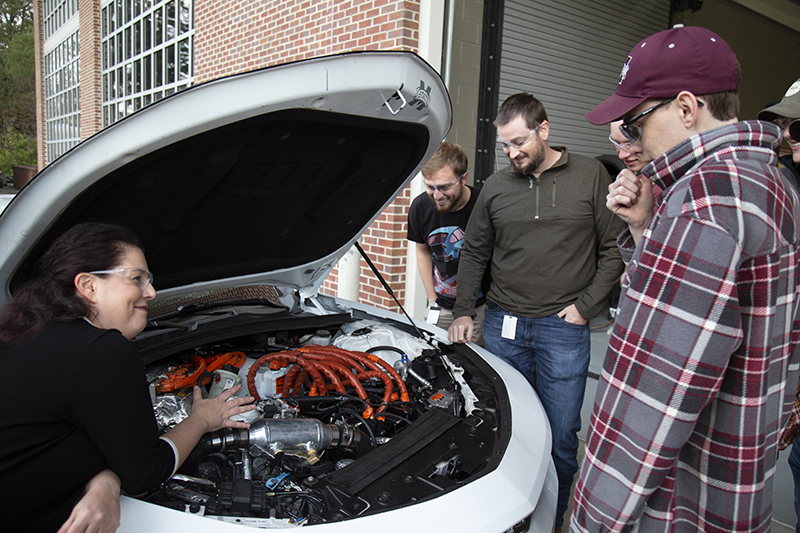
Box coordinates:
[0,222,143,346]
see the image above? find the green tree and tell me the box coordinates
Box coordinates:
[0,1,32,47]
[0,125,35,175]
[0,0,34,176]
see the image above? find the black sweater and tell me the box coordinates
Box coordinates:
[0,320,175,532]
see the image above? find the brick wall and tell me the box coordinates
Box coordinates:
[78,0,102,141]
[194,0,420,82]
[33,0,45,171]
[320,186,413,312]
[195,0,421,313]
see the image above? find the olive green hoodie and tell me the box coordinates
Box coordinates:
[453,148,625,320]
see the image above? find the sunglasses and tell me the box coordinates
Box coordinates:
[618,99,675,143]
[619,98,706,143]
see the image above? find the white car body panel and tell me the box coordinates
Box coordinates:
[0,52,557,532]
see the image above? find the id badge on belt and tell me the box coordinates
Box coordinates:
[426,306,441,324]
[502,315,517,340]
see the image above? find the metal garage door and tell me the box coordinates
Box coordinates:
[491,0,670,172]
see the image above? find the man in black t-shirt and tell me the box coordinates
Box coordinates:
[407,142,487,344]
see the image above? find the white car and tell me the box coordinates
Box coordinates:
[0,51,557,532]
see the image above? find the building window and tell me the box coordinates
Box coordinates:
[43,0,79,40]
[44,31,81,164]
[101,0,194,127]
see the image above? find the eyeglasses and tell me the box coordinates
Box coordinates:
[608,134,640,153]
[425,173,465,193]
[89,267,154,289]
[619,98,675,142]
[497,123,542,151]
[619,98,706,143]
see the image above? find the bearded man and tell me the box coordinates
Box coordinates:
[448,92,625,532]
[407,141,489,343]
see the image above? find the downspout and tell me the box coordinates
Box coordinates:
[405,0,447,320]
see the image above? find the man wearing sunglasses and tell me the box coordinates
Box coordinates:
[407,142,489,343]
[758,77,800,533]
[448,92,625,532]
[572,25,800,533]
[759,78,800,191]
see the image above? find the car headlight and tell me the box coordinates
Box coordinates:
[504,513,532,533]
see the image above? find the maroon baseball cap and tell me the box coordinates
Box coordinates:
[586,25,740,125]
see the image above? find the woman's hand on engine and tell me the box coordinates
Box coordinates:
[190,385,255,433]
[164,384,255,470]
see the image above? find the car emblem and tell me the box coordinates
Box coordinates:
[410,80,431,110]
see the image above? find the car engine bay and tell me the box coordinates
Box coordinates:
[138,307,510,528]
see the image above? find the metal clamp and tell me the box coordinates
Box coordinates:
[384,89,407,115]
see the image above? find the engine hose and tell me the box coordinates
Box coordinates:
[292,355,373,418]
[354,370,393,414]
[334,345,409,402]
[246,351,302,400]
[304,345,409,402]
[366,345,405,355]
[206,351,246,372]
[296,357,327,397]
[155,355,207,394]
[301,345,380,373]
[299,350,372,375]
[321,360,373,419]
[285,367,312,397]
[336,409,377,450]
[308,361,347,395]
[299,350,386,418]
[246,347,407,419]
[246,352,327,400]
[300,346,381,374]
[307,346,404,410]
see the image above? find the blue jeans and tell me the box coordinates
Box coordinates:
[483,301,590,530]
[790,437,800,533]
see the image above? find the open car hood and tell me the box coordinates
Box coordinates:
[0,51,450,305]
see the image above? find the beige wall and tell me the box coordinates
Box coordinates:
[673,0,800,121]
[446,0,483,184]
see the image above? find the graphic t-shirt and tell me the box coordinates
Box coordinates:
[407,185,488,309]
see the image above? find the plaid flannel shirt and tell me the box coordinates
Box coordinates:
[780,378,800,449]
[571,121,800,533]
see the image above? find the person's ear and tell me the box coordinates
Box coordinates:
[74,273,98,303]
[675,91,702,129]
[538,120,550,141]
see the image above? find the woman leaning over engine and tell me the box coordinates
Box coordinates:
[0,221,254,532]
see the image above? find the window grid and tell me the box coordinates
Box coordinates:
[44,31,81,164]
[43,0,79,40]
[101,0,194,128]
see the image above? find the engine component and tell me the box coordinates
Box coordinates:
[154,352,246,394]
[189,418,371,467]
[142,319,507,528]
[245,345,409,419]
[426,389,454,410]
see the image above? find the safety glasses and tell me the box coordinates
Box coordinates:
[89,267,154,289]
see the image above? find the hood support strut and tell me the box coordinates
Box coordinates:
[354,241,428,342]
